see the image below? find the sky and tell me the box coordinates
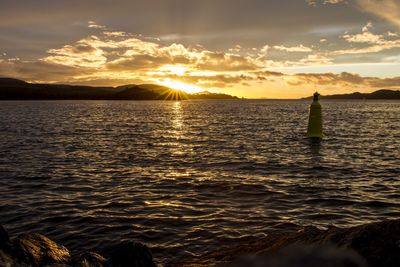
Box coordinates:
[0,0,400,98]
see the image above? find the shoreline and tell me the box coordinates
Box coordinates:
[2,219,400,267]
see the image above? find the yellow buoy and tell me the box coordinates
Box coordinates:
[306,92,323,139]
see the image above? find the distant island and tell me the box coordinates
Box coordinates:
[0,78,238,100]
[303,89,400,100]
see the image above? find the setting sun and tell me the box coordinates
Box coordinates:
[157,79,204,94]
[148,65,206,94]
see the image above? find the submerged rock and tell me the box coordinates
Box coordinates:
[13,233,70,266]
[107,241,157,267]
[74,252,107,267]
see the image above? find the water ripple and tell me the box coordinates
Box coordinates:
[0,100,399,264]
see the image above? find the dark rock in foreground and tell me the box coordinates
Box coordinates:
[0,227,157,267]
[13,233,71,266]
[108,241,157,267]
[0,225,11,250]
[225,245,367,267]
[174,219,400,267]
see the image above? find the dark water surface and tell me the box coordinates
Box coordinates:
[0,100,399,263]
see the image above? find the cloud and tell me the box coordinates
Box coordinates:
[257,71,286,77]
[167,74,255,88]
[195,52,263,71]
[342,22,384,44]
[306,0,346,6]
[331,45,400,55]
[332,23,400,55]
[228,45,242,53]
[0,30,288,89]
[293,72,400,88]
[300,54,333,64]
[293,72,364,86]
[355,0,400,29]
[104,31,128,37]
[43,39,107,68]
[273,45,312,52]
[272,54,333,68]
[147,69,289,88]
[0,59,89,83]
[18,29,268,88]
[88,21,106,30]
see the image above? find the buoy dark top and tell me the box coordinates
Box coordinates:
[313,92,320,102]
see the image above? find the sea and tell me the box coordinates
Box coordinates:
[0,100,399,264]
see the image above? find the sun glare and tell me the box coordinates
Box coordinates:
[149,65,205,93]
[158,79,204,94]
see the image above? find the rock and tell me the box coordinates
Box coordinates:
[108,241,157,267]
[0,225,9,242]
[74,252,107,267]
[175,219,400,267]
[301,226,323,238]
[13,233,70,266]
[0,225,11,251]
[311,219,400,267]
[0,225,17,267]
[1,249,24,267]
[0,225,160,267]
[225,245,367,267]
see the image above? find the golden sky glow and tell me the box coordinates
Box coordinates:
[0,0,400,98]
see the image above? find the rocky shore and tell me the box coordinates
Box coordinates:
[0,226,156,267]
[2,219,400,267]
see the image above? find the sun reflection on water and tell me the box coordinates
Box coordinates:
[168,101,190,160]
[172,101,184,133]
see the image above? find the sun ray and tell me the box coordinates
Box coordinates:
[157,79,204,94]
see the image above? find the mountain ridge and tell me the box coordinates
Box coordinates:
[303,89,400,100]
[0,78,238,100]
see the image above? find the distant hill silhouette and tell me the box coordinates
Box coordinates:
[303,89,400,100]
[189,91,238,100]
[0,78,237,100]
